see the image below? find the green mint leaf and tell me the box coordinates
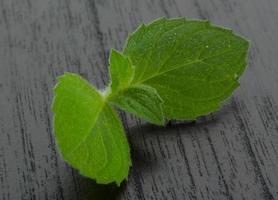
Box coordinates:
[123,17,249,119]
[52,73,131,185]
[108,50,164,125]
[109,84,165,125]
[109,49,135,93]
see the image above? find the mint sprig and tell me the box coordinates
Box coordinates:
[52,17,249,185]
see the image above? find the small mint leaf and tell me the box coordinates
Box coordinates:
[52,73,131,185]
[109,84,165,125]
[109,49,134,93]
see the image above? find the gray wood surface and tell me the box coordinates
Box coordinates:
[1,0,278,199]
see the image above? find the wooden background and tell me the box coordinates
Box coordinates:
[1,0,278,199]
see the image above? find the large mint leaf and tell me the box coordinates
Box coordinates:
[52,73,131,185]
[123,17,249,119]
[108,50,164,125]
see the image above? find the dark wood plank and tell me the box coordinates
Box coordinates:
[1,0,278,199]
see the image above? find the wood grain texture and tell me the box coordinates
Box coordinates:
[1,0,278,199]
